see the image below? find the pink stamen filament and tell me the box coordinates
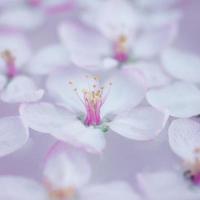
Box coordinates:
[1,50,17,79]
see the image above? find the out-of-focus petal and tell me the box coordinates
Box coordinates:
[0,31,32,67]
[109,106,168,140]
[0,74,7,91]
[81,182,141,200]
[138,171,200,200]
[101,72,145,117]
[58,20,110,69]
[0,176,48,200]
[162,48,200,83]
[123,62,171,89]
[146,81,200,118]
[0,6,45,31]
[0,116,29,157]
[44,142,91,190]
[168,119,200,162]
[29,44,69,75]
[134,24,177,58]
[1,76,44,103]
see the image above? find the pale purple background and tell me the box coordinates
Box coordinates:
[0,0,199,196]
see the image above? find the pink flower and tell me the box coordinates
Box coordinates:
[20,67,168,153]
[0,144,141,200]
[0,31,44,103]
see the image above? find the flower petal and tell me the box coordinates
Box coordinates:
[80,181,141,200]
[0,176,48,200]
[0,6,45,31]
[0,74,7,91]
[0,116,29,157]
[44,143,91,190]
[20,102,106,153]
[138,171,200,200]
[134,24,177,58]
[101,72,145,117]
[29,44,69,75]
[1,76,44,103]
[123,62,171,89]
[109,106,168,140]
[146,81,200,118]
[162,48,200,83]
[168,119,200,162]
[58,20,110,69]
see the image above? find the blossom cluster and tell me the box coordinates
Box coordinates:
[0,0,199,199]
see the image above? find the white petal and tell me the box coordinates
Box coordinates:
[58,21,110,69]
[0,6,45,31]
[0,32,32,67]
[20,102,106,153]
[109,106,168,140]
[101,72,145,117]
[46,67,94,113]
[0,116,29,157]
[1,76,44,103]
[162,48,200,83]
[44,143,91,190]
[29,44,69,75]
[146,81,200,118]
[85,0,139,40]
[81,182,141,200]
[134,24,177,58]
[138,171,200,200]
[168,119,200,162]
[123,62,171,89]
[0,176,48,200]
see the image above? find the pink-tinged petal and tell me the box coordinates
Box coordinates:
[44,143,91,190]
[101,72,145,117]
[146,81,200,118]
[0,6,45,31]
[0,116,29,157]
[46,67,93,113]
[20,102,72,134]
[123,62,172,89]
[168,119,200,162]
[134,24,177,58]
[139,10,182,30]
[0,32,32,67]
[109,106,168,140]
[20,102,105,153]
[138,171,200,200]
[84,0,139,40]
[0,176,48,200]
[162,48,200,83]
[41,0,75,14]
[1,76,44,103]
[81,182,141,200]
[58,20,110,69]
[29,44,69,75]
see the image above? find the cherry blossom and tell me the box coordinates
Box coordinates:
[0,31,44,103]
[0,144,141,200]
[19,67,168,153]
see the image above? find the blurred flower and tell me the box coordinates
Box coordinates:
[0,31,44,103]
[19,67,168,153]
[0,144,141,200]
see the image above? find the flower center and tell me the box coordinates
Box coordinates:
[68,75,112,126]
[1,50,17,79]
[184,148,200,186]
[49,186,76,200]
[113,35,129,63]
